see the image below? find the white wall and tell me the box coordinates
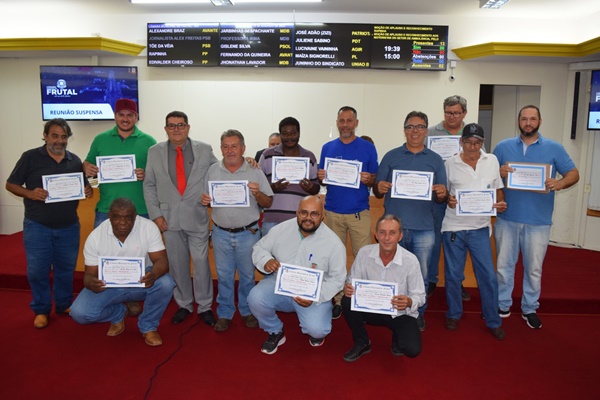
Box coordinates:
[0,1,597,250]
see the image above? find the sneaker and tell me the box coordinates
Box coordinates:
[261,331,286,355]
[490,327,506,340]
[444,317,459,331]
[417,316,426,332]
[391,342,404,357]
[343,342,371,362]
[427,282,437,298]
[498,309,511,318]
[332,304,342,320]
[309,336,325,347]
[461,285,471,301]
[522,313,542,329]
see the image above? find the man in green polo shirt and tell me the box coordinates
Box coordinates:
[83,98,156,228]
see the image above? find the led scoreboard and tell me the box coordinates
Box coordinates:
[147,23,448,71]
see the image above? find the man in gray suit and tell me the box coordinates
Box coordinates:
[144,111,218,326]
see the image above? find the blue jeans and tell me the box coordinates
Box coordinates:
[399,229,435,316]
[443,228,501,328]
[261,221,278,237]
[70,272,175,334]
[211,225,260,319]
[23,218,80,315]
[427,203,446,285]
[94,212,149,229]
[494,218,550,314]
[248,275,333,338]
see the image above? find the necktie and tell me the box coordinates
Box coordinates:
[176,146,186,195]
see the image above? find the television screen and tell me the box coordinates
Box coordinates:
[589,70,600,130]
[40,66,139,121]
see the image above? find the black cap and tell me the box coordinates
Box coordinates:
[462,123,484,141]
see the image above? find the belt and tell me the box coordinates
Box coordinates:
[214,220,259,233]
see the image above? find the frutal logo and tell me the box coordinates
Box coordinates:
[46,79,78,97]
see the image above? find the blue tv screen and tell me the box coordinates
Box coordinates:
[40,65,139,121]
[589,70,600,130]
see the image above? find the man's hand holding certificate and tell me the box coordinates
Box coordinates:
[97,155,137,184]
[98,256,145,288]
[504,162,551,192]
[272,157,310,184]
[42,172,86,203]
[391,169,434,200]
[274,263,324,302]
[349,279,399,316]
[208,180,250,207]
[456,189,497,216]
[322,157,362,189]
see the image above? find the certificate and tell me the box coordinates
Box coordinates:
[274,263,324,302]
[351,279,398,316]
[209,180,250,207]
[456,189,497,216]
[98,256,145,288]
[42,172,86,203]
[427,136,461,160]
[506,162,552,192]
[96,155,137,184]
[322,157,362,189]
[391,170,433,200]
[272,156,310,184]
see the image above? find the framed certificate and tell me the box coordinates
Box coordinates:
[42,172,86,203]
[96,155,137,184]
[98,256,145,288]
[351,279,398,316]
[272,156,310,184]
[427,135,461,160]
[456,189,497,216]
[322,157,362,189]
[391,170,434,200]
[506,162,552,192]
[208,180,250,207]
[274,263,324,302]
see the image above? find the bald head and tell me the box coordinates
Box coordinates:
[296,195,324,236]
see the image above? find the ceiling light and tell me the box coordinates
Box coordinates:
[210,0,232,5]
[479,0,509,9]
[131,0,322,4]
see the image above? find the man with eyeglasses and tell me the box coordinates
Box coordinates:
[144,111,220,327]
[258,117,320,236]
[441,123,506,340]
[374,111,448,332]
[426,95,471,301]
[83,98,156,228]
[248,195,346,354]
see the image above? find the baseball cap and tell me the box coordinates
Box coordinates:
[115,98,138,114]
[462,123,484,141]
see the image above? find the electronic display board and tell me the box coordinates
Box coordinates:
[219,23,294,67]
[148,23,219,66]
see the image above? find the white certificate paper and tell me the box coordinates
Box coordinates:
[274,263,324,302]
[42,172,86,203]
[96,155,137,184]
[98,256,145,288]
[391,170,434,200]
[456,189,497,216]
[322,157,362,189]
[351,279,398,316]
[506,162,551,192]
[209,180,250,207]
[272,157,310,184]
[427,136,461,160]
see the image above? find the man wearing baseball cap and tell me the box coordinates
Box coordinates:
[441,123,506,339]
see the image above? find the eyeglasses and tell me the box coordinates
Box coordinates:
[298,210,322,219]
[166,123,188,130]
[462,140,483,147]
[444,111,464,118]
[404,125,428,132]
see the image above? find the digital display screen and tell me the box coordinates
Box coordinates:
[588,70,600,130]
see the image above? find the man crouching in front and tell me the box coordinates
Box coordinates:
[342,214,425,362]
[70,198,175,346]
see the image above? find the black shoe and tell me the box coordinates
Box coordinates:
[309,336,325,347]
[261,331,286,355]
[498,308,511,318]
[199,310,216,326]
[332,304,342,320]
[171,308,191,324]
[391,342,404,357]
[461,285,471,301]
[444,318,459,331]
[427,282,437,298]
[417,316,426,332]
[522,313,542,329]
[490,327,506,340]
[343,342,371,362]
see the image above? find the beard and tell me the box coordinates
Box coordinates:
[298,219,319,234]
[519,123,540,137]
[47,143,66,155]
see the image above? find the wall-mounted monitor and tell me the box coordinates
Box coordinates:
[40,66,139,121]
[588,70,600,130]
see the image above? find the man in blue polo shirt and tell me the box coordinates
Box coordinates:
[493,105,579,329]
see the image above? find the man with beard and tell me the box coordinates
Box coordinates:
[83,98,156,228]
[493,105,579,329]
[258,116,320,236]
[248,195,346,354]
[6,119,93,328]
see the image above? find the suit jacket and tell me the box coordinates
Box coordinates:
[144,139,218,232]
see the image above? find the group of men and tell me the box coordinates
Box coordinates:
[7,96,578,360]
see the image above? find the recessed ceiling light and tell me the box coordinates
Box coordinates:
[479,0,509,9]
